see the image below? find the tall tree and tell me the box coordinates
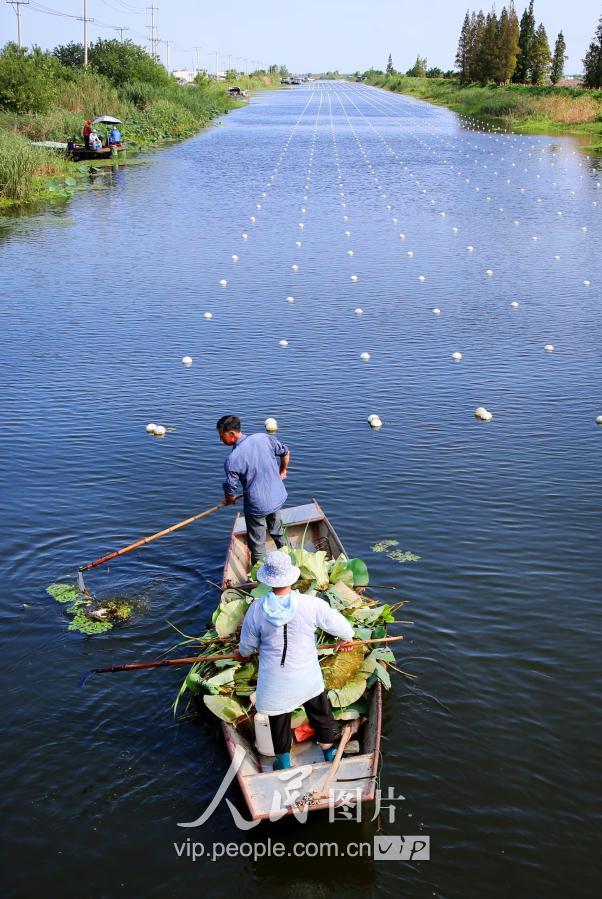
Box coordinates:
[550,31,566,84]
[475,10,498,83]
[456,11,473,83]
[495,3,520,83]
[386,53,395,76]
[583,14,602,89]
[407,55,427,77]
[530,22,551,84]
[468,11,486,82]
[513,0,536,82]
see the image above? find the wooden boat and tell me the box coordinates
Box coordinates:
[220,498,382,821]
[68,145,115,162]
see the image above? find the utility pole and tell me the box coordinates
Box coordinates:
[146,5,159,62]
[163,40,171,73]
[214,49,219,79]
[7,0,29,49]
[193,46,202,73]
[115,26,129,43]
[227,53,231,73]
[82,0,92,66]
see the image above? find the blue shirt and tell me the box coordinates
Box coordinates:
[223,433,289,516]
[109,128,122,143]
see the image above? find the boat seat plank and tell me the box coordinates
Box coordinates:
[232,501,322,535]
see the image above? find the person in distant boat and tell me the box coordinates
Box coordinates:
[109,126,122,146]
[217,414,290,565]
[236,550,355,770]
[88,129,102,150]
[82,119,92,149]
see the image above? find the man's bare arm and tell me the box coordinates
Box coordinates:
[280,451,291,480]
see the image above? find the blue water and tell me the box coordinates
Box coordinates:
[1,82,601,898]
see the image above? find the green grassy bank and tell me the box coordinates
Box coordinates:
[364,73,602,153]
[0,41,279,210]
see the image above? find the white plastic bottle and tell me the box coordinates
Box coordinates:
[254,713,275,756]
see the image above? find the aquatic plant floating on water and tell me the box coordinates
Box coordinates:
[46,583,133,635]
[370,541,420,563]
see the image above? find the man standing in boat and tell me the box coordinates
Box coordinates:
[217,415,290,565]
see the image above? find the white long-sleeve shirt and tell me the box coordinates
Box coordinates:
[238,591,354,715]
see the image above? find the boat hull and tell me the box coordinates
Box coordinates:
[220,498,383,820]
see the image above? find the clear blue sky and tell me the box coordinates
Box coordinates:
[0,0,599,74]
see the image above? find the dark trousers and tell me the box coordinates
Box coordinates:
[84,135,90,148]
[245,508,285,564]
[268,690,336,755]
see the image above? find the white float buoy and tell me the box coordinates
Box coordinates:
[181,356,192,366]
[511,301,519,308]
[292,264,299,271]
[418,275,426,282]
[154,425,167,437]
[231,254,238,262]
[584,280,591,286]
[264,417,278,432]
[432,308,441,315]
[279,339,289,348]
[452,352,463,361]
[219,279,227,287]
[368,416,382,429]
[286,296,294,303]
[203,312,213,320]
[474,407,493,421]
[146,423,157,434]
[596,415,602,425]
[354,308,363,315]
[485,269,493,276]
[351,274,359,282]
[242,232,248,239]
[360,352,370,361]
[347,250,354,256]
[544,344,554,352]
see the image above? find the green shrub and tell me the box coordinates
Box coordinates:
[0,45,58,114]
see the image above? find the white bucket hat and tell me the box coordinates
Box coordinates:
[256,550,300,588]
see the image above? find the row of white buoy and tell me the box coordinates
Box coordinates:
[348,85,595,289]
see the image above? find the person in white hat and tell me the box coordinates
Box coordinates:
[236,550,355,770]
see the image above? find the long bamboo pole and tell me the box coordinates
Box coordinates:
[80,635,403,685]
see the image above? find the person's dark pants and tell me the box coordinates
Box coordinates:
[84,135,90,148]
[268,691,336,755]
[245,508,285,564]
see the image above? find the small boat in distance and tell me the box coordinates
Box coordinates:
[220,498,382,821]
[67,115,126,162]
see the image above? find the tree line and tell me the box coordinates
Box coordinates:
[455,3,602,88]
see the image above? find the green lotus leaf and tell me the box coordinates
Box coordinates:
[374,661,392,690]
[328,674,368,708]
[203,694,246,723]
[215,597,247,637]
[346,558,370,586]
